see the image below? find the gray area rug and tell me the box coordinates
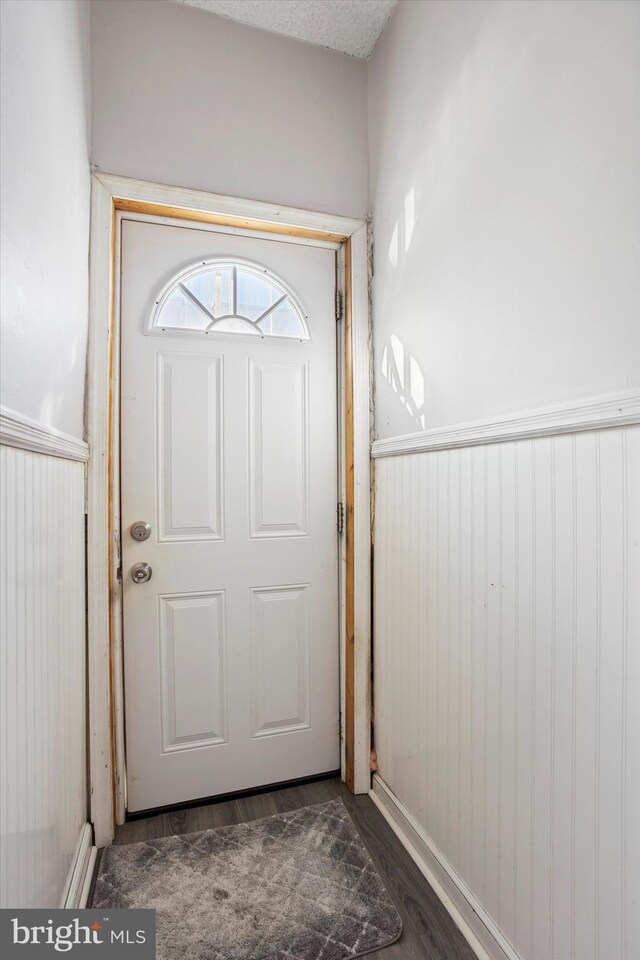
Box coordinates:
[93,798,402,960]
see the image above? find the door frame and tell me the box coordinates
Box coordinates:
[86,172,372,846]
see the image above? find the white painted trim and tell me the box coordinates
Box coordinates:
[370,775,519,960]
[350,224,372,795]
[61,824,97,908]
[80,848,98,908]
[371,388,640,458]
[93,171,363,239]
[87,175,116,847]
[337,245,347,781]
[0,405,88,462]
[87,173,371,843]
[111,213,127,827]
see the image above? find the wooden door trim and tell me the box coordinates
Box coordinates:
[87,173,371,845]
[343,227,372,796]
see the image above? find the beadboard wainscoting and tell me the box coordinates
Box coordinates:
[0,412,93,908]
[371,395,640,960]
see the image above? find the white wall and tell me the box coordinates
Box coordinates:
[0,0,91,439]
[90,0,368,219]
[368,0,640,439]
[0,0,91,907]
[368,3,640,959]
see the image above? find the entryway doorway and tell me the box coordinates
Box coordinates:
[86,174,371,846]
[120,216,341,813]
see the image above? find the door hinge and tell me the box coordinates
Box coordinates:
[337,500,344,535]
[335,290,343,321]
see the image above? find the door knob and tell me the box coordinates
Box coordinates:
[131,562,152,584]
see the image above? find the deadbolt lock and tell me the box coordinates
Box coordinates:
[130,521,151,542]
[131,562,152,584]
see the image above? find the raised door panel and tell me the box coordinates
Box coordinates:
[251,585,310,738]
[249,359,308,538]
[159,592,227,752]
[158,353,223,541]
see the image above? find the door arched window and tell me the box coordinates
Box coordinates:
[150,260,309,340]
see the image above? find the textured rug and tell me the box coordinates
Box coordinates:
[92,798,402,960]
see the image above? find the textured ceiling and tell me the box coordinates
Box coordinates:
[173,0,398,59]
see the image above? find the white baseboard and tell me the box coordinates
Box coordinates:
[61,823,97,908]
[370,775,520,960]
[80,848,98,908]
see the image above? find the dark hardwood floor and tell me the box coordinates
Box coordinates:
[109,777,475,960]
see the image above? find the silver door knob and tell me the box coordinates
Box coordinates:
[131,562,152,584]
[130,521,151,542]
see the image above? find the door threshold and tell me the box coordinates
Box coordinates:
[125,769,342,822]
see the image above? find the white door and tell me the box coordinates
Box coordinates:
[120,218,340,813]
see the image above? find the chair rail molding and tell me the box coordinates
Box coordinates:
[0,405,88,462]
[371,388,640,458]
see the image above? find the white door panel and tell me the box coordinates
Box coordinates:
[158,353,223,541]
[251,584,310,738]
[249,358,309,537]
[120,219,339,812]
[159,591,227,752]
